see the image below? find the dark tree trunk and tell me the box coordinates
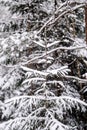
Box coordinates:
[85,5,87,44]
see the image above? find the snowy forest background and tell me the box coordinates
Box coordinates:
[0,0,87,130]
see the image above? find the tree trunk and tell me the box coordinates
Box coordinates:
[85,4,87,44]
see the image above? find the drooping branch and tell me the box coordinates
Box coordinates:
[5,95,87,106]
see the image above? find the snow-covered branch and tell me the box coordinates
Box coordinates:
[23,45,87,64]
[38,2,85,34]
[4,95,87,107]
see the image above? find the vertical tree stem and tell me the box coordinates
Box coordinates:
[77,60,84,99]
[85,4,87,44]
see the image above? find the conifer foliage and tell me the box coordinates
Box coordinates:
[0,0,87,130]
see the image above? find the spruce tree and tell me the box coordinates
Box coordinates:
[0,0,87,130]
